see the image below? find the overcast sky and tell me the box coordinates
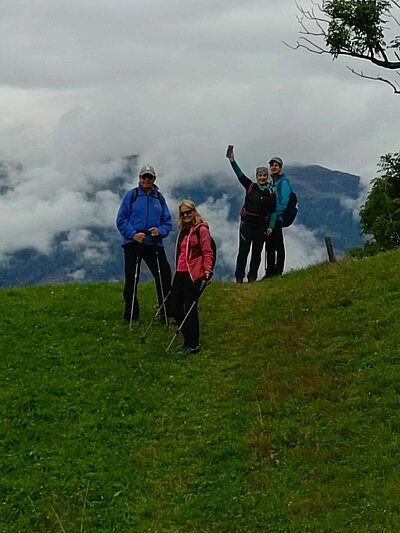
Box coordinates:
[0,0,398,277]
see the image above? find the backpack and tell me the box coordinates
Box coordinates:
[210,235,217,270]
[277,179,298,227]
[129,187,165,206]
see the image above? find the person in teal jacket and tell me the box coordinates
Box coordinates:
[265,157,291,277]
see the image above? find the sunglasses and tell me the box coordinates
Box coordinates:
[258,173,268,177]
[180,210,192,217]
[140,175,154,181]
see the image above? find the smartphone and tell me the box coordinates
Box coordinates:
[226,145,234,158]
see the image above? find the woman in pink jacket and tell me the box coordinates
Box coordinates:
[171,199,214,355]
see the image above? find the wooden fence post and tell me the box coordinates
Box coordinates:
[325,236,336,262]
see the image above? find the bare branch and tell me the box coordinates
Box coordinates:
[283,38,328,54]
[348,67,400,93]
[388,7,400,27]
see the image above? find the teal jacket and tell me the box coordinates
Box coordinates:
[268,174,291,230]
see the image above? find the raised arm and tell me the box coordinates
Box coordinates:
[227,147,252,190]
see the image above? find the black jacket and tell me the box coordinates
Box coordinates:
[231,161,275,224]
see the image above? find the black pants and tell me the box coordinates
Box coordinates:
[122,242,172,321]
[265,220,285,276]
[170,272,202,349]
[235,221,266,281]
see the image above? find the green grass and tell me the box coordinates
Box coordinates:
[1,250,400,532]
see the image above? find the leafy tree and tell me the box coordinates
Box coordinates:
[288,0,400,93]
[360,151,400,249]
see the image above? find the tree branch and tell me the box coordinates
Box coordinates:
[286,37,400,68]
[348,67,400,93]
[290,0,400,94]
[283,38,327,54]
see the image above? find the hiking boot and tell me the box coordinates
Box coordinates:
[262,271,276,280]
[235,278,243,284]
[176,344,187,354]
[182,345,200,355]
[247,277,256,283]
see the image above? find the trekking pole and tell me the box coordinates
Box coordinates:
[140,289,171,343]
[151,235,169,328]
[129,244,142,330]
[264,239,267,278]
[165,274,212,354]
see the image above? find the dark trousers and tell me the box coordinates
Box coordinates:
[265,221,285,276]
[235,221,266,281]
[170,272,202,349]
[122,242,172,321]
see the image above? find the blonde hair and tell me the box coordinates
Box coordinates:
[177,199,204,231]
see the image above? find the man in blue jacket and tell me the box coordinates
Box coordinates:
[116,164,173,324]
[265,157,291,277]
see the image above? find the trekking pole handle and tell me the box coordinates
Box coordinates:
[204,271,213,285]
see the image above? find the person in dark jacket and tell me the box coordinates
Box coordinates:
[227,147,275,283]
[116,164,173,324]
[171,200,213,355]
[264,156,291,277]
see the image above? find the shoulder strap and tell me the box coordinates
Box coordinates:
[195,225,216,267]
[156,190,165,204]
[130,187,164,206]
[129,187,139,206]
[246,183,254,195]
[276,178,291,194]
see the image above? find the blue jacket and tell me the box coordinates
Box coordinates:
[268,173,291,230]
[116,184,173,246]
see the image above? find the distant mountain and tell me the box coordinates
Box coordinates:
[288,165,361,251]
[0,158,363,288]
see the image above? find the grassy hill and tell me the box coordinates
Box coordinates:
[1,250,400,532]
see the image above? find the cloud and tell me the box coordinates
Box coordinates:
[61,229,111,263]
[0,0,396,277]
[0,153,125,261]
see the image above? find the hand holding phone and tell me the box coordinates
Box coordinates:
[226,145,234,160]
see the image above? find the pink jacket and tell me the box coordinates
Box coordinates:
[175,222,214,282]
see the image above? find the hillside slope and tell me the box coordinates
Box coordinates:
[1,250,400,531]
